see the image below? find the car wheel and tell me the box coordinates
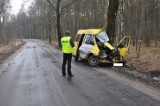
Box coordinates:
[122,61,126,65]
[88,55,99,67]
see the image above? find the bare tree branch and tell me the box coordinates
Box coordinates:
[46,0,56,11]
[60,0,77,14]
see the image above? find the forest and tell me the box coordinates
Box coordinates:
[0,0,160,48]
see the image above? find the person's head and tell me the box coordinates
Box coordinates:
[65,30,71,36]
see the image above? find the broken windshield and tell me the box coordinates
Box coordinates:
[96,32,109,43]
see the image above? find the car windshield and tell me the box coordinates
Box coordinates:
[96,32,109,43]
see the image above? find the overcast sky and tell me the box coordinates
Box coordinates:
[11,0,33,14]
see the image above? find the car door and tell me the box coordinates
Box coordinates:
[117,36,131,61]
[79,34,94,59]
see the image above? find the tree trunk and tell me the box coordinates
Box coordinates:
[134,0,138,50]
[56,0,62,47]
[48,2,52,44]
[106,0,119,44]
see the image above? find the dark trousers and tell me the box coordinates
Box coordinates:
[62,53,72,75]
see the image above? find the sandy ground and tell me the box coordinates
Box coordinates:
[127,45,160,72]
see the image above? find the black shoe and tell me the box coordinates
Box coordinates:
[68,74,74,77]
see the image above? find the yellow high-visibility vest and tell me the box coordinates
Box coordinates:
[61,36,73,53]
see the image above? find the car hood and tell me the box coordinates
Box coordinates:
[104,42,115,50]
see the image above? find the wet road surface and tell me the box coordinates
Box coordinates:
[0,40,160,106]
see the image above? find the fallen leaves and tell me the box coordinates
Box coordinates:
[127,45,160,73]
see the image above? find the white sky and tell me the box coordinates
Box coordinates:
[11,0,33,14]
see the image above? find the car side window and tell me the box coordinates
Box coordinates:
[83,34,94,45]
[118,37,130,48]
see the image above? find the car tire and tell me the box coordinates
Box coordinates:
[122,61,126,65]
[88,55,99,67]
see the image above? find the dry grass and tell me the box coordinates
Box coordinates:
[0,42,13,53]
[127,44,160,72]
[0,39,24,56]
[0,45,11,52]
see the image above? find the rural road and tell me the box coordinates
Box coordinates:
[0,39,159,106]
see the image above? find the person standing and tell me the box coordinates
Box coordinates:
[61,31,74,77]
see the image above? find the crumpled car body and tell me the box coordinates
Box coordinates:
[73,29,131,67]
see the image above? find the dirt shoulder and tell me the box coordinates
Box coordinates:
[0,40,25,62]
[121,45,160,88]
[127,45,160,72]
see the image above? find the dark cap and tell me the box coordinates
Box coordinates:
[65,31,71,36]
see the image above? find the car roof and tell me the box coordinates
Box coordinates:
[77,29,104,35]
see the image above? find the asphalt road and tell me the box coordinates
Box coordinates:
[0,40,159,106]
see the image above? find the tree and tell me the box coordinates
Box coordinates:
[0,0,10,45]
[106,0,119,43]
[56,0,62,46]
[46,0,77,46]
